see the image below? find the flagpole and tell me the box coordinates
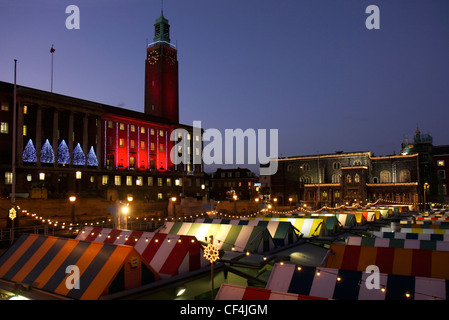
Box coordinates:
[50,45,54,93]
[11,59,17,242]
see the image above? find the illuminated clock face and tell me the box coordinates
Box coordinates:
[167,51,176,65]
[147,50,159,65]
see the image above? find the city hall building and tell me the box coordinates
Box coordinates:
[262,129,444,209]
[0,13,206,202]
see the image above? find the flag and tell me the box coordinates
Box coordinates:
[50,45,55,53]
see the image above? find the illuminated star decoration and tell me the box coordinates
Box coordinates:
[9,208,17,220]
[203,243,219,263]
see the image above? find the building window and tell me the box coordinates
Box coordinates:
[354,160,362,166]
[129,157,135,168]
[159,144,164,152]
[158,193,163,200]
[1,103,9,111]
[5,172,12,184]
[141,141,145,150]
[400,170,411,183]
[107,136,113,146]
[302,163,310,171]
[119,138,125,147]
[1,122,8,134]
[150,142,155,151]
[148,177,153,186]
[130,140,135,149]
[332,174,341,183]
[438,160,445,167]
[23,105,28,114]
[130,125,135,132]
[159,130,164,137]
[136,176,143,186]
[334,191,340,199]
[90,176,95,183]
[346,174,352,183]
[150,128,155,135]
[119,123,125,130]
[354,174,360,183]
[27,174,32,182]
[322,191,328,200]
[167,178,172,186]
[126,176,132,186]
[300,175,312,184]
[23,125,27,136]
[141,127,146,134]
[333,162,341,170]
[114,175,121,186]
[380,171,391,183]
[108,121,113,128]
[372,177,378,184]
[439,170,446,179]
[102,175,109,185]
[158,177,163,186]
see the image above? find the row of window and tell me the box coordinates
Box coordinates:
[4,172,204,188]
[212,181,253,188]
[299,170,412,184]
[0,103,29,113]
[287,160,364,173]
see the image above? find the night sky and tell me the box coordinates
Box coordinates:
[1,0,448,173]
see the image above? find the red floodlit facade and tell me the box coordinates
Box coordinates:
[0,13,206,202]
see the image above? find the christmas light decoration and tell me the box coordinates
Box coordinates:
[86,146,98,166]
[40,139,54,163]
[73,143,85,165]
[22,139,37,163]
[57,139,70,165]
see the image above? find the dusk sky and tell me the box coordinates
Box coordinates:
[1,0,448,173]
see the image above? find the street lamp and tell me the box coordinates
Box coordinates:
[423,182,429,212]
[233,194,238,215]
[171,196,177,218]
[289,197,293,208]
[69,196,76,223]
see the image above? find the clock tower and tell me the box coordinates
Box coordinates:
[145,13,179,124]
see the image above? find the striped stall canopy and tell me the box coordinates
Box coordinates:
[195,219,299,247]
[215,283,328,300]
[340,211,379,224]
[0,234,160,300]
[159,222,276,253]
[380,226,449,235]
[325,244,449,280]
[248,217,326,237]
[372,231,449,241]
[370,207,393,218]
[417,217,449,222]
[346,236,449,251]
[76,227,209,278]
[400,221,449,228]
[316,213,356,228]
[266,263,448,300]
